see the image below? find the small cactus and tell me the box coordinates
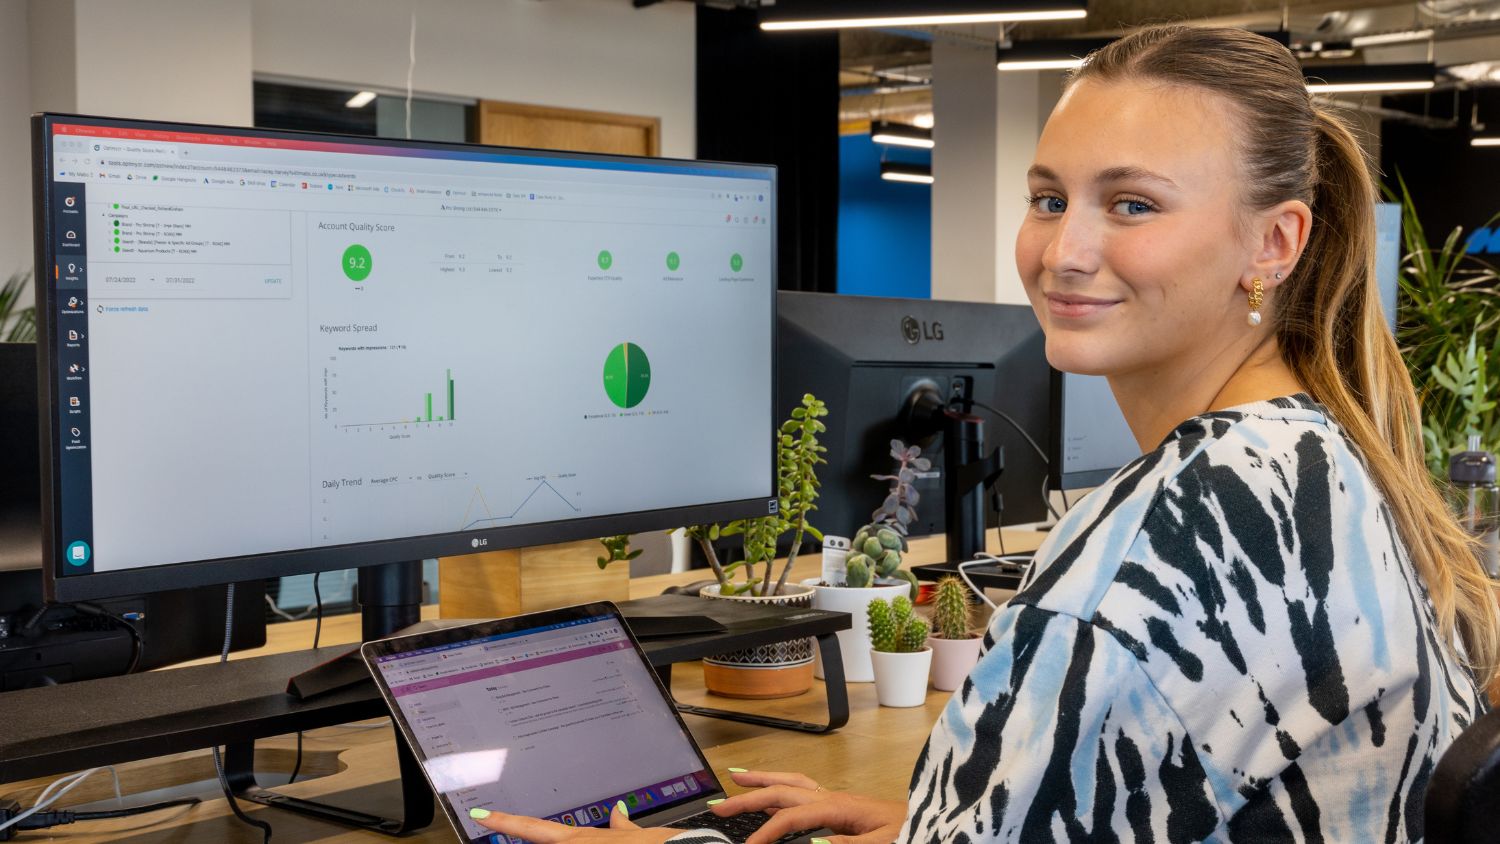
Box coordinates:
[932,576,972,640]
[868,595,929,653]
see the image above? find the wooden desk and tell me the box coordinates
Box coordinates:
[1,530,1045,842]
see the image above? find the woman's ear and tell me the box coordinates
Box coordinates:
[1245,199,1312,293]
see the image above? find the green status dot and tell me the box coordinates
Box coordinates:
[342,244,372,282]
[113,246,119,252]
[112,203,119,209]
[597,250,613,271]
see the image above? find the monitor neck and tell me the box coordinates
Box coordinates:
[358,560,423,641]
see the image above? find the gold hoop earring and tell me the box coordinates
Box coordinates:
[1247,277,1264,327]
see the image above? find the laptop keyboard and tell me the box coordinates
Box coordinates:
[664,810,807,843]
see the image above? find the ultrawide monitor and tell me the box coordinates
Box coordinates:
[33,114,777,602]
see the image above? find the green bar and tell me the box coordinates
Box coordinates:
[426,393,432,421]
[447,369,454,421]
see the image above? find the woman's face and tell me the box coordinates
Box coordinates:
[1016,78,1257,378]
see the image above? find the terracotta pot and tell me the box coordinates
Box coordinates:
[699,583,816,699]
[927,635,982,692]
[802,578,911,683]
[870,647,932,708]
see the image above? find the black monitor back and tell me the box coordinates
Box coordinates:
[775,292,1048,545]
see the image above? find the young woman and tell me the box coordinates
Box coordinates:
[474,25,1497,842]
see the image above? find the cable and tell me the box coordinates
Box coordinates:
[955,398,1049,463]
[0,797,200,837]
[74,603,143,674]
[287,572,323,786]
[212,583,273,843]
[0,767,121,835]
[956,397,1063,522]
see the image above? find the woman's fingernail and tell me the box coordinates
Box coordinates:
[615,800,629,818]
[706,799,725,806]
[812,839,831,844]
[727,767,748,774]
[468,808,492,820]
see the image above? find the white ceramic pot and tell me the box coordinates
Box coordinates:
[870,647,933,708]
[802,578,912,683]
[927,635,983,692]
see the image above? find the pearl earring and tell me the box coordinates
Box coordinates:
[1247,277,1265,327]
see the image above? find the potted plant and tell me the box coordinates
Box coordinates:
[687,394,828,699]
[867,595,931,707]
[804,440,925,683]
[926,575,982,692]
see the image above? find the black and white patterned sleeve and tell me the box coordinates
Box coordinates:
[900,603,1225,841]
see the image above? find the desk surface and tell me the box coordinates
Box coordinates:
[2,530,1046,843]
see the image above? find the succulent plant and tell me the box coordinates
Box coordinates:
[686,393,828,597]
[868,595,929,654]
[871,439,930,533]
[932,576,973,640]
[596,534,641,570]
[846,522,919,599]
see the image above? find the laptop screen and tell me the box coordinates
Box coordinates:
[371,613,715,842]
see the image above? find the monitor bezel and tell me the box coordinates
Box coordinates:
[33,112,780,603]
[1046,368,1124,492]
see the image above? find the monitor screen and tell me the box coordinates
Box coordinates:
[1050,371,1138,491]
[35,115,776,601]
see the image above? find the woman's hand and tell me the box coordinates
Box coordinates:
[712,770,907,844]
[471,802,678,843]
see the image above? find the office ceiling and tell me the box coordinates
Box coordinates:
[832,0,1500,125]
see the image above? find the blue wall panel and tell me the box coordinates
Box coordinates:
[836,133,931,299]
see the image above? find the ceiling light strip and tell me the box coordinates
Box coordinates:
[762,9,1085,31]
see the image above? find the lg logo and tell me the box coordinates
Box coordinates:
[471,537,488,548]
[901,316,944,345]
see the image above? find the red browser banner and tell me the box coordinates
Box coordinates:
[52,122,391,157]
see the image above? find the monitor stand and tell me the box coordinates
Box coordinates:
[222,559,435,835]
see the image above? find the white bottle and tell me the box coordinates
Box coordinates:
[820,535,851,586]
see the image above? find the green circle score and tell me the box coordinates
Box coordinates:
[730,253,744,273]
[343,244,372,282]
[598,250,613,271]
[603,343,651,409]
[666,252,680,271]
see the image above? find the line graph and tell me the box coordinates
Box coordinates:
[460,478,582,530]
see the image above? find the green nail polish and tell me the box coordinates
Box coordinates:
[727,767,748,773]
[615,800,629,817]
[812,839,831,844]
[469,808,491,820]
[707,799,725,806]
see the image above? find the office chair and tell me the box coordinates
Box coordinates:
[1425,705,1500,841]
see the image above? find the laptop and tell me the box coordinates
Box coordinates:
[361,601,829,844]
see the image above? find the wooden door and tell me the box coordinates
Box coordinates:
[478,100,660,157]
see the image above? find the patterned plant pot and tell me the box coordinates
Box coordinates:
[699,583,816,699]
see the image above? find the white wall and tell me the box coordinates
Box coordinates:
[0,0,34,280]
[252,0,697,158]
[72,0,254,126]
[0,0,699,276]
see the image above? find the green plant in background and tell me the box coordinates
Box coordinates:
[1389,175,1500,475]
[686,393,829,597]
[0,271,36,343]
[596,534,640,570]
[931,575,972,641]
[867,595,928,653]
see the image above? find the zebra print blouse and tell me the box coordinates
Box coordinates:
[901,394,1482,841]
[670,395,1482,842]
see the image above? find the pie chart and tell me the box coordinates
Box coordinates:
[603,342,651,408]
